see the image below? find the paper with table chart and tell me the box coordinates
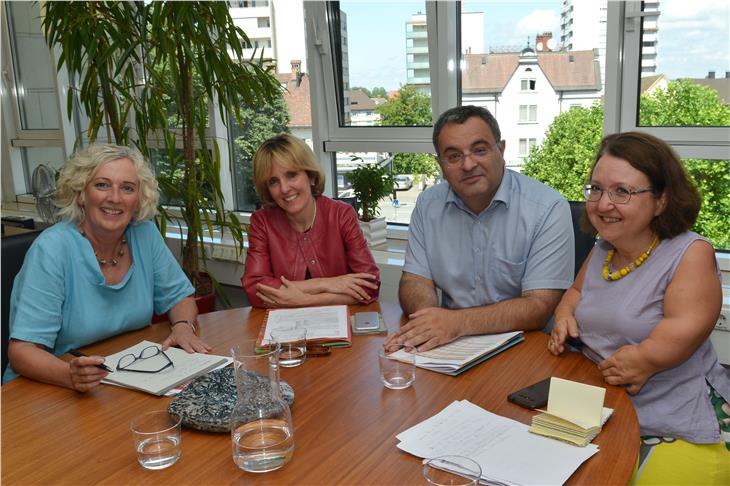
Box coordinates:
[396,400,599,486]
[389,332,524,375]
[257,305,351,347]
[102,340,230,396]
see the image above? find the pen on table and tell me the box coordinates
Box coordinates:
[68,350,113,372]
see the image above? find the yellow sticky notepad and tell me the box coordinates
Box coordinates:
[529,377,612,447]
[547,377,605,429]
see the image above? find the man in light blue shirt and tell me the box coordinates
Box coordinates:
[390,105,574,352]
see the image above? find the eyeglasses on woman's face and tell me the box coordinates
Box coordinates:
[583,184,655,204]
[116,345,174,373]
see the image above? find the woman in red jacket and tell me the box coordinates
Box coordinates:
[242,134,380,308]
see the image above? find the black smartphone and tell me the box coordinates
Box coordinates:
[507,378,551,409]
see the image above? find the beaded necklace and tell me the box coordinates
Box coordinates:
[80,229,127,266]
[602,235,659,281]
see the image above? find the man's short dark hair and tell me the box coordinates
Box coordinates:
[432,105,502,154]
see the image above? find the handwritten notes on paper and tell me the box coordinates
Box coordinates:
[102,340,230,396]
[396,400,599,485]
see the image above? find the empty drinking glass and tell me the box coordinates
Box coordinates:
[422,455,482,486]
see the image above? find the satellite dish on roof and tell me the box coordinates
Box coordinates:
[536,42,544,51]
[547,38,557,50]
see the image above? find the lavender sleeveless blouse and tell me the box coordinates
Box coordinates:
[575,231,730,443]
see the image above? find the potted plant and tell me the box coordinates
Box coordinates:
[347,159,395,247]
[43,2,283,309]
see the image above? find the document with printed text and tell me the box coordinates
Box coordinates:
[258,305,351,347]
[390,332,524,375]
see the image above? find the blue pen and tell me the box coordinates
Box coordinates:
[69,350,113,372]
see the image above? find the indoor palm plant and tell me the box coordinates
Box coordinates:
[43,1,282,304]
[347,160,395,246]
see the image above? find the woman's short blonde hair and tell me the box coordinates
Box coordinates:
[253,134,326,206]
[55,143,159,224]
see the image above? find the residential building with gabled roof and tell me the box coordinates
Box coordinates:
[462,47,602,169]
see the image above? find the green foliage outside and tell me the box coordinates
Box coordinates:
[639,80,730,248]
[230,93,290,211]
[522,104,604,201]
[375,85,439,179]
[522,80,730,248]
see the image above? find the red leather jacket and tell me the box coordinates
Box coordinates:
[242,196,380,307]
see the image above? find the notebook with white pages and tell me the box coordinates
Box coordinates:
[101,340,230,396]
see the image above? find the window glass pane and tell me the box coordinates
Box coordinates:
[637,0,730,128]
[332,1,433,127]
[460,1,603,171]
[228,88,294,212]
[150,149,214,207]
[683,158,729,251]
[335,151,439,225]
[6,2,60,130]
[22,147,65,193]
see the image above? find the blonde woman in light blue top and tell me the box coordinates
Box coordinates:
[6,144,211,391]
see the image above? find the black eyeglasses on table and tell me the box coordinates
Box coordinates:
[116,345,174,373]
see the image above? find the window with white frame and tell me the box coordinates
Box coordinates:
[518,105,537,123]
[2,0,728,251]
[609,1,730,249]
[521,78,536,91]
[518,138,536,158]
[1,1,66,198]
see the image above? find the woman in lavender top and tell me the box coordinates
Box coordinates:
[549,132,729,485]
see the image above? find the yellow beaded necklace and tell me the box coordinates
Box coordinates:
[602,235,659,281]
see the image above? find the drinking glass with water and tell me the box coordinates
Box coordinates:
[130,410,182,470]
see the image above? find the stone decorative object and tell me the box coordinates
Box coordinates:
[167,367,294,433]
[359,217,387,247]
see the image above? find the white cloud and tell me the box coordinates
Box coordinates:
[516,9,560,36]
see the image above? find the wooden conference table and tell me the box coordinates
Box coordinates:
[2,302,639,485]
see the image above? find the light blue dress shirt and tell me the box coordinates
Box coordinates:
[403,169,574,309]
[3,220,193,382]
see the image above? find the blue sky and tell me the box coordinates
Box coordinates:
[340,0,730,91]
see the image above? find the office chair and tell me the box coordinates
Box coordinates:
[569,201,596,276]
[334,196,359,214]
[2,230,42,377]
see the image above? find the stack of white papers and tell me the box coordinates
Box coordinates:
[396,400,599,485]
[390,332,523,376]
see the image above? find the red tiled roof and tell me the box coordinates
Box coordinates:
[276,72,311,128]
[462,50,601,93]
[462,53,520,93]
